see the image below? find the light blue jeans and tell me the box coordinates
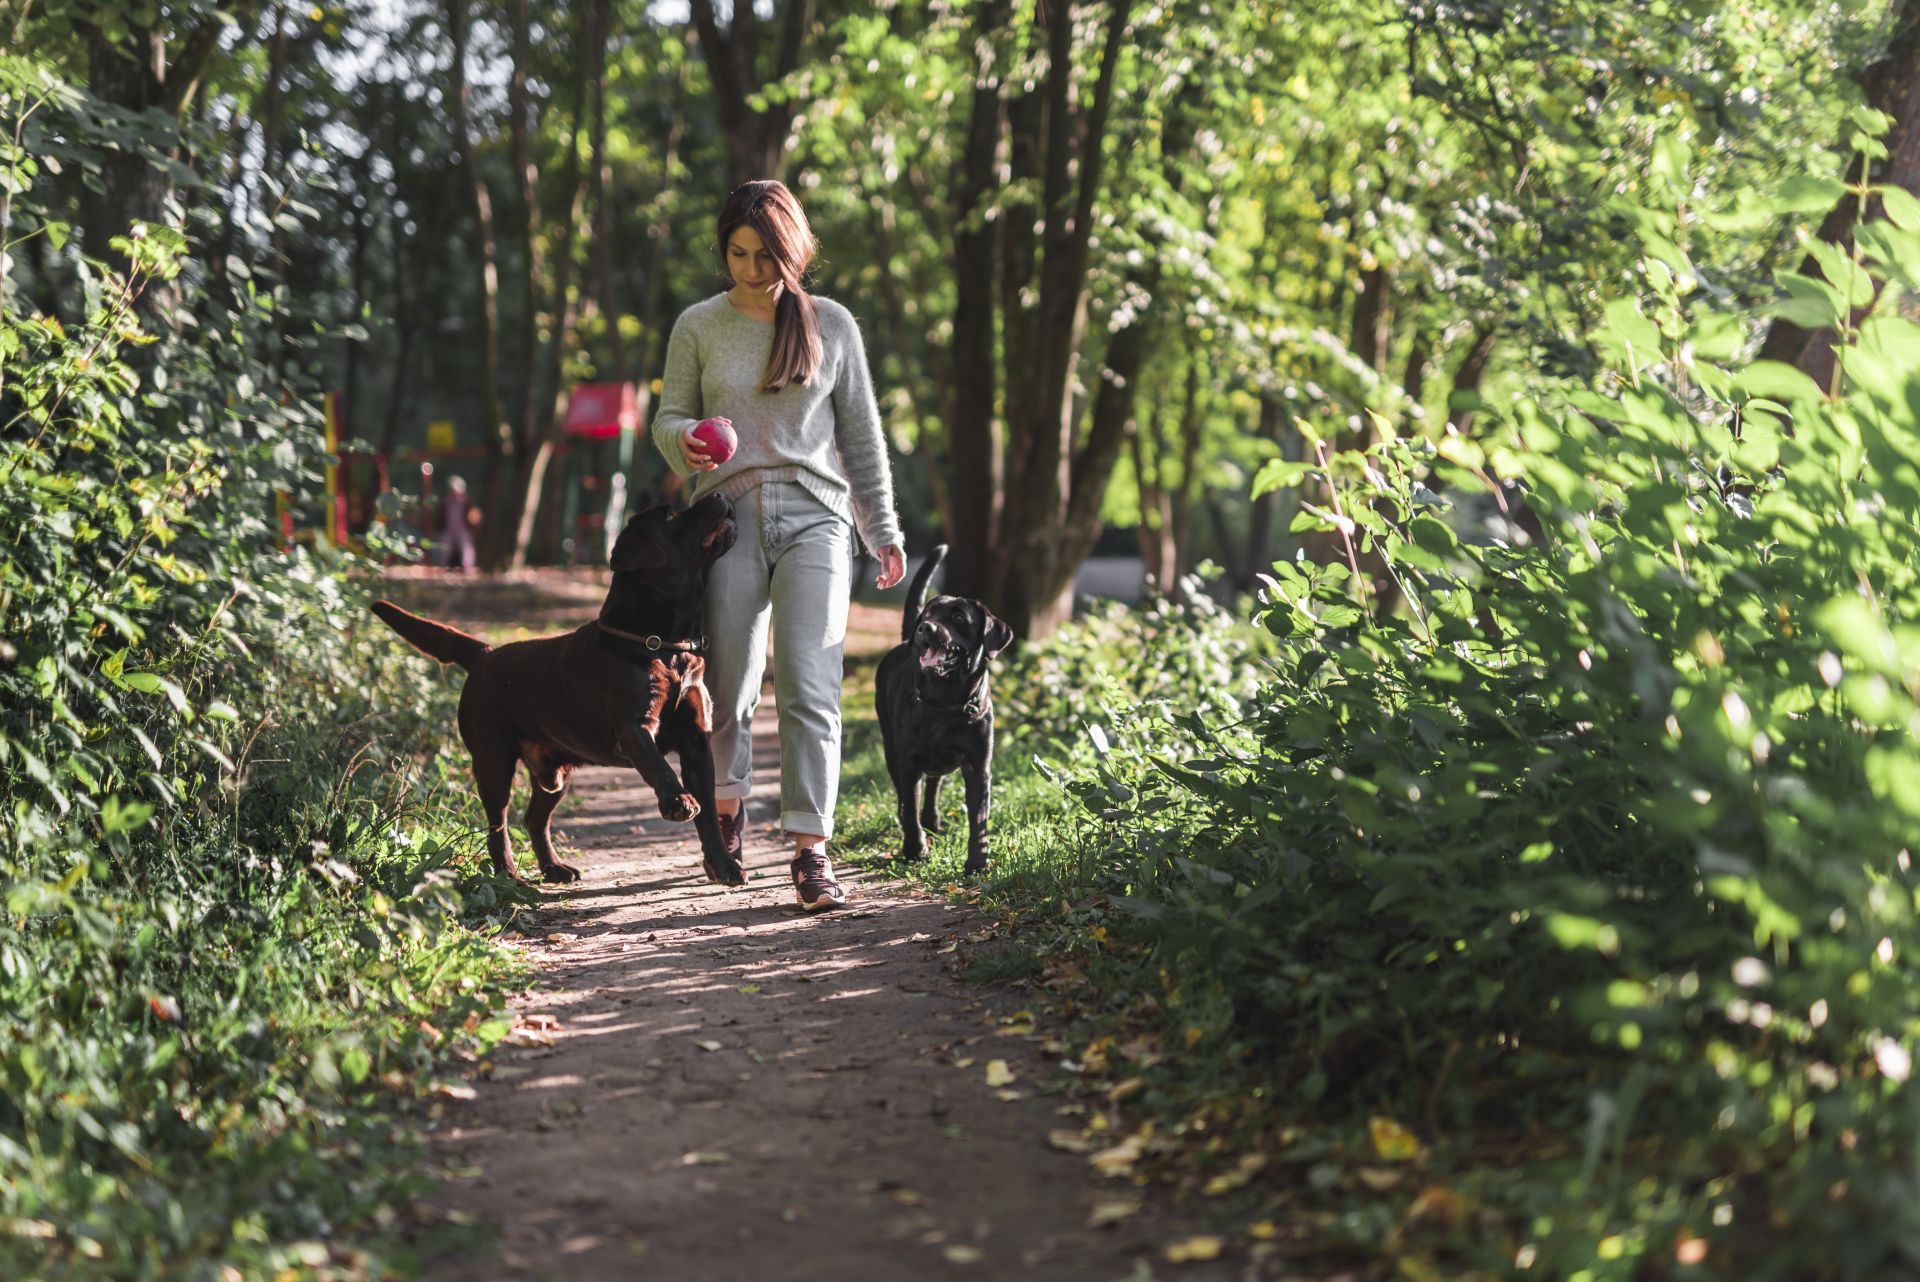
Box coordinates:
[705,481,852,837]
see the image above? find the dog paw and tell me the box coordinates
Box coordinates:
[897,846,926,863]
[660,793,700,822]
[703,855,748,887]
[540,859,582,884]
[921,814,946,835]
[963,852,989,875]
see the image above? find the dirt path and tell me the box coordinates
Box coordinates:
[416,728,1237,1281]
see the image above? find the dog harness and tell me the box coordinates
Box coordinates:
[595,617,710,653]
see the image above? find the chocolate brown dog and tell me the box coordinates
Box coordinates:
[875,544,1014,872]
[370,493,743,885]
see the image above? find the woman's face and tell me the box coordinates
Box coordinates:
[726,226,780,295]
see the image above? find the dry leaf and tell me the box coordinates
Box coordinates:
[1248,1220,1278,1241]
[1202,1153,1268,1196]
[695,1039,725,1053]
[681,1150,731,1165]
[953,1056,976,1069]
[890,1189,926,1206]
[941,1245,984,1265]
[545,932,578,944]
[1089,1136,1146,1178]
[738,984,762,995]
[1357,1166,1403,1191]
[993,1088,1029,1102]
[1165,1235,1225,1263]
[1086,1197,1141,1229]
[985,1059,1016,1087]
[428,1080,477,1100]
[1108,1077,1146,1103]
[148,995,182,1024]
[1047,1129,1097,1154]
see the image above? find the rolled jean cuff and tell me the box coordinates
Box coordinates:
[714,780,752,801]
[782,810,832,839]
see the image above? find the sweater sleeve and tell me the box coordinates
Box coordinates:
[650,309,702,477]
[827,307,904,556]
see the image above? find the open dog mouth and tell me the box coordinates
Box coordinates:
[702,517,736,552]
[917,643,963,675]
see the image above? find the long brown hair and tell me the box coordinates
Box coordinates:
[717,180,822,393]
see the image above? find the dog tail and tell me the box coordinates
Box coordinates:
[370,600,492,670]
[903,544,949,641]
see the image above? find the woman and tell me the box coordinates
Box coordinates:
[651,179,906,911]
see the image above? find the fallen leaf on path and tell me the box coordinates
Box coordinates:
[1357,1167,1403,1191]
[935,941,958,955]
[1086,1197,1141,1229]
[545,932,578,944]
[1089,1136,1146,1178]
[1048,1129,1097,1153]
[521,1014,562,1031]
[993,1088,1029,1101]
[1165,1235,1224,1263]
[1108,1077,1146,1103]
[1202,1154,1268,1197]
[680,1151,731,1166]
[890,1189,927,1206]
[984,1059,1016,1087]
[941,1245,984,1265]
[695,1039,725,1053]
[953,1057,976,1069]
[427,1080,476,1100]
[1248,1220,1278,1240]
[737,984,762,995]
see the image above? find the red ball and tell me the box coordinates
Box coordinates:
[691,417,737,464]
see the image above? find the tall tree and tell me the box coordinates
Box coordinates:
[689,0,814,186]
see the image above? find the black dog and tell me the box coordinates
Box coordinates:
[369,493,745,886]
[874,544,1014,872]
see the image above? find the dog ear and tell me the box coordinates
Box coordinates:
[609,515,668,572]
[978,605,1014,657]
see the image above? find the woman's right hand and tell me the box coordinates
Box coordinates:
[683,418,729,472]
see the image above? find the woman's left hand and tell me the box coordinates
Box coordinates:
[875,545,906,590]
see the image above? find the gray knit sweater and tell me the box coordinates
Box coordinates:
[650,293,903,555]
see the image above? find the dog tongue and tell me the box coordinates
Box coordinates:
[918,649,946,671]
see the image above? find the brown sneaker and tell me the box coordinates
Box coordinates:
[790,846,847,911]
[705,809,747,885]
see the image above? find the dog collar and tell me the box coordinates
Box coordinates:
[596,618,709,653]
[914,677,989,720]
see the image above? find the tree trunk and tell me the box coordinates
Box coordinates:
[508,0,603,569]
[1349,262,1391,376]
[76,8,233,317]
[1168,355,1204,599]
[689,0,815,185]
[992,0,1134,638]
[633,26,694,499]
[1448,322,1498,433]
[1758,3,1920,387]
[942,0,1011,599]
[445,0,513,557]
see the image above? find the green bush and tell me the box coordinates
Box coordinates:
[1016,161,1920,1277]
[0,62,517,1281]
